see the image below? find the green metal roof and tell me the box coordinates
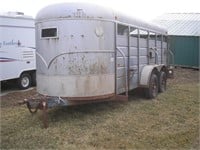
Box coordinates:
[154,13,200,36]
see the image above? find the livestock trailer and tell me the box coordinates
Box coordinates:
[21,3,173,127]
[0,12,36,89]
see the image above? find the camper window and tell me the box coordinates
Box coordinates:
[41,28,57,38]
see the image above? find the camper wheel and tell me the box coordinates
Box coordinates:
[18,73,31,90]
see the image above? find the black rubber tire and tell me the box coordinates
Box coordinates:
[145,73,159,99]
[159,71,167,93]
[17,73,31,90]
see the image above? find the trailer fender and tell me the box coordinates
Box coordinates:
[139,65,165,87]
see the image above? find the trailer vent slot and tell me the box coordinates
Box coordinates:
[41,28,57,38]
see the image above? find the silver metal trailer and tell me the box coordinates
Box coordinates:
[20,3,173,128]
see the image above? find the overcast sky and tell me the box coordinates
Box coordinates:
[0,0,199,21]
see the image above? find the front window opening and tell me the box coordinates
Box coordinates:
[149,32,156,40]
[130,27,138,37]
[157,34,162,41]
[139,30,148,39]
[41,28,57,38]
[117,24,128,35]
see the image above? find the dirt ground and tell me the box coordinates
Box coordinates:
[169,67,199,84]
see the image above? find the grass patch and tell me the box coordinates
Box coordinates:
[1,68,199,149]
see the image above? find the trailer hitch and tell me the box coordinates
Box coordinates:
[18,96,67,128]
[18,97,48,128]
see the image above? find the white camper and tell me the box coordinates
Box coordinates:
[0,12,36,89]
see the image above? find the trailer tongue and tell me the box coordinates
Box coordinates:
[18,94,128,128]
[18,96,67,128]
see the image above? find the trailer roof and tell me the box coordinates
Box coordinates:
[36,3,167,34]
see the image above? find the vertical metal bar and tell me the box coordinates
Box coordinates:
[167,36,169,66]
[155,34,157,64]
[161,35,163,64]
[116,48,128,96]
[155,50,159,65]
[128,26,130,92]
[114,22,117,94]
[147,31,150,65]
[137,29,140,85]
[167,36,175,66]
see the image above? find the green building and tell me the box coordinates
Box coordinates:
[154,13,200,69]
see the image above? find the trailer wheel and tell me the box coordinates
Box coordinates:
[145,72,158,99]
[159,71,167,93]
[17,73,31,90]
